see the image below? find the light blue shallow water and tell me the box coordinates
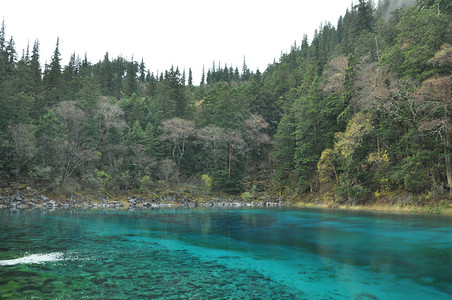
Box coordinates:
[0,208,450,299]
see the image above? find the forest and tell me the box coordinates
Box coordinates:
[0,0,451,205]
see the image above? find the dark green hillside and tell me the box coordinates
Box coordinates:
[0,0,451,207]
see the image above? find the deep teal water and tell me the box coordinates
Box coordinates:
[0,208,450,299]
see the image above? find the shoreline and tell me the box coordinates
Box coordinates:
[294,201,452,216]
[1,185,451,215]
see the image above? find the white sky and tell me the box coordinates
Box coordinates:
[2,0,353,83]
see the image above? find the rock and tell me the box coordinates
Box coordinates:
[1,197,9,205]
[45,200,57,208]
[13,194,22,202]
[163,195,176,202]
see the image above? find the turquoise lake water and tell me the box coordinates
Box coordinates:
[0,208,450,299]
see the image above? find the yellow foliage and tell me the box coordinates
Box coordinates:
[380,178,390,192]
[374,190,381,199]
[334,112,373,158]
[317,148,336,183]
[367,150,389,163]
[201,174,212,188]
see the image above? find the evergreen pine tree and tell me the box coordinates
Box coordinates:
[355,0,374,33]
[188,68,193,86]
[99,52,113,96]
[5,36,16,66]
[112,56,125,98]
[129,120,146,145]
[79,53,91,78]
[144,122,160,157]
[182,67,186,85]
[30,39,41,94]
[241,56,251,81]
[200,65,205,85]
[43,38,62,92]
[139,58,146,83]
[35,109,65,176]
[0,20,5,53]
[126,56,138,96]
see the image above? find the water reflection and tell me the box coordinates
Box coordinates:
[0,208,450,299]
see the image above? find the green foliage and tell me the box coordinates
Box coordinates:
[28,165,52,183]
[273,113,296,181]
[241,191,252,201]
[335,176,371,204]
[125,58,138,96]
[42,38,62,95]
[380,5,449,79]
[201,174,213,194]
[197,83,246,130]
[139,175,152,192]
[0,4,450,201]
[81,172,103,192]
[76,77,101,111]
[401,152,431,192]
[355,0,375,33]
[291,77,347,191]
[143,122,160,157]
[96,170,112,191]
[35,110,65,174]
[8,92,34,124]
[129,120,146,145]
[212,169,243,194]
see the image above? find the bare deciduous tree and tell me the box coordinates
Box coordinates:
[8,123,36,181]
[54,101,85,139]
[98,101,128,140]
[130,144,157,180]
[243,113,271,172]
[54,101,98,184]
[197,126,226,169]
[320,55,348,94]
[416,76,452,192]
[159,158,179,187]
[352,63,402,111]
[159,118,195,164]
[61,140,97,184]
[224,130,244,178]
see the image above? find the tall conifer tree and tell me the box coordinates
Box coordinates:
[43,37,62,91]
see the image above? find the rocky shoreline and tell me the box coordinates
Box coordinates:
[2,185,450,215]
[0,189,286,210]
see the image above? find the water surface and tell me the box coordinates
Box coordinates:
[0,208,450,299]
